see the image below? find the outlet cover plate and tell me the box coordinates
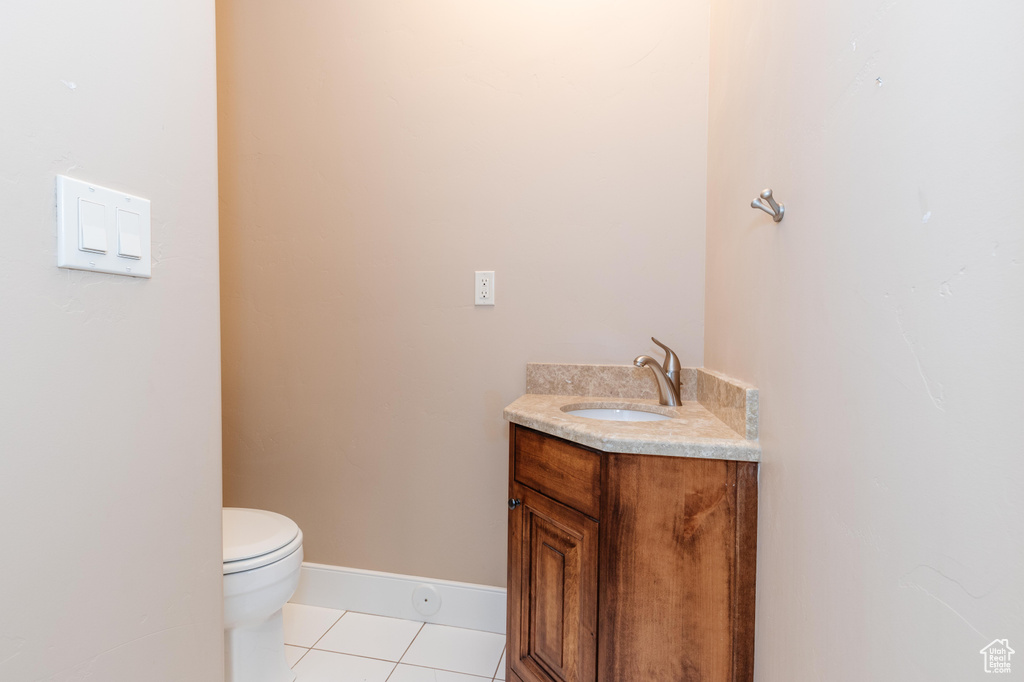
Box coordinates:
[475,270,495,306]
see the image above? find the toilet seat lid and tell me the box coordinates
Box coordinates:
[223,507,300,564]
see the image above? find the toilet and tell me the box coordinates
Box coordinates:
[223,508,304,682]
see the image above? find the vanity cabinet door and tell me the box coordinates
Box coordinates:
[508,482,598,682]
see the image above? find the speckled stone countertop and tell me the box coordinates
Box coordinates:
[504,364,761,462]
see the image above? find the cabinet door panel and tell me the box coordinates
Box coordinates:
[599,454,750,682]
[531,518,570,672]
[508,482,597,682]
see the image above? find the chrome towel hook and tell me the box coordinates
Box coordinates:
[751,188,784,222]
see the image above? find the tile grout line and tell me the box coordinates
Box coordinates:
[297,647,398,681]
[288,645,310,669]
[387,661,500,679]
[297,646,498,680]
[284,606,347,669]
[390,662,495,681]
[385,621,426,680]
[310,610,348,649]
[490,645,506,682]
[292,611,504,680]
[399,622,427,663]
[308,648,412,665]
[397,621,506,679]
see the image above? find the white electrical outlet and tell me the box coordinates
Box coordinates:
[475,270,495,306]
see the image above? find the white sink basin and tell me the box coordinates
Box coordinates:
[565,408,672,422]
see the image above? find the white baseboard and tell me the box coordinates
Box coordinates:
[291,562,507,635]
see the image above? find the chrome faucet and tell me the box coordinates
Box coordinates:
[634,337,682,406]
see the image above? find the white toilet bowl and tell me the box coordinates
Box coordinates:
[223,508,304,682]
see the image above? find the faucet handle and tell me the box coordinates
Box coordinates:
[651,337,681,374]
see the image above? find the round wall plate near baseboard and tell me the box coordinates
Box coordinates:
[412,584,442,616]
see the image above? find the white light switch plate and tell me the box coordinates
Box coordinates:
[56,175,152,278]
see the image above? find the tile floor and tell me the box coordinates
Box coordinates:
[283,603,507,682]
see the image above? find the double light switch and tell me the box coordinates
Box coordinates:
[57,175,151,278]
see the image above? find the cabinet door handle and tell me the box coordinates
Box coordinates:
[508,498,522,510]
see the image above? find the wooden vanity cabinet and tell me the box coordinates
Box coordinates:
[507,425,758,682]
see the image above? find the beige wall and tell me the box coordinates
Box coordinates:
[705,0,1024,679]
[218,0,709,586]
[0,1,223,680]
